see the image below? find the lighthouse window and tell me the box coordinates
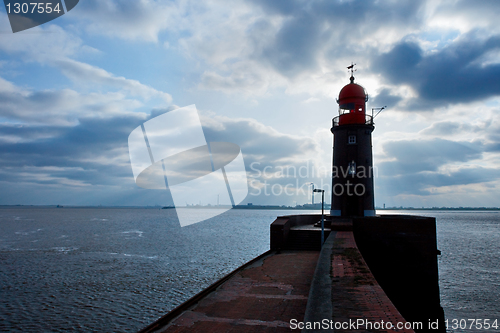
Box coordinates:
[348,135,356,144]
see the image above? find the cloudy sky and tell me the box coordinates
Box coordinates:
[1,0,500,208]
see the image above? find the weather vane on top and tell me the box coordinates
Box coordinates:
[347,62,356,82]
[347,62,356,75]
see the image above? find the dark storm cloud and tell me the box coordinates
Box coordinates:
[374,32,500,107]
[252,0,422,26]
[200,115,325,204]
[419,120,500,153]
[250,0,423,77]
[380,166,500,196]
[483,122,500,152]
[261,13,323,76]
[0,116,142,159]
[379,138,482,176]
[201,116,318,168]
[0,115,145,187]
[370,88,402,109]
[375,138,500,196]
[419,121,491,136]
[0,88,77,124]
[251,0,298,15]
[0,124,67,142]
[485,143,500,152]
[0,107,320,205]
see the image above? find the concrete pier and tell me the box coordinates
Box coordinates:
[139,250,319,332]
[304,230,414,332]
[272,214,445,333]
[138,213,444,332]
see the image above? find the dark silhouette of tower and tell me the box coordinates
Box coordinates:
[330,66,375,217]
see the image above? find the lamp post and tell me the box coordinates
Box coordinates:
[313,188,325,247]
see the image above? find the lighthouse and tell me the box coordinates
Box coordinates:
[330,65,375,217]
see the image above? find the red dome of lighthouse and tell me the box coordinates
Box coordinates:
[338,82,367,103]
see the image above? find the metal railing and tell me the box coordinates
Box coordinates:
[332,114,373,127]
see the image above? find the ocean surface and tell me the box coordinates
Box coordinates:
[0,207,498,332]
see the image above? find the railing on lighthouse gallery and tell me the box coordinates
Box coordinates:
[332,114,373,127]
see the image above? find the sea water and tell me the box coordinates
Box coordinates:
[0,207,498,332]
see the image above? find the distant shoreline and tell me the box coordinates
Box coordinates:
[1,205,499,211]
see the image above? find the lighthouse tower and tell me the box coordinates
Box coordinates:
[330,66,375,217]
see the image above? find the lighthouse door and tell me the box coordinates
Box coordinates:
[346,195,360,216]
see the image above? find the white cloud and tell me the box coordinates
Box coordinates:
[0,11,171,106]
[0,76,147,125]
[303,97,320,104]
[56,59,172,103]
[199,64,276,95]
[0,15,89,62]
[72,0,178,42]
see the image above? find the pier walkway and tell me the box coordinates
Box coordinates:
[141,250,320,332]
[321,231,414,332]
[139,217,421,332]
